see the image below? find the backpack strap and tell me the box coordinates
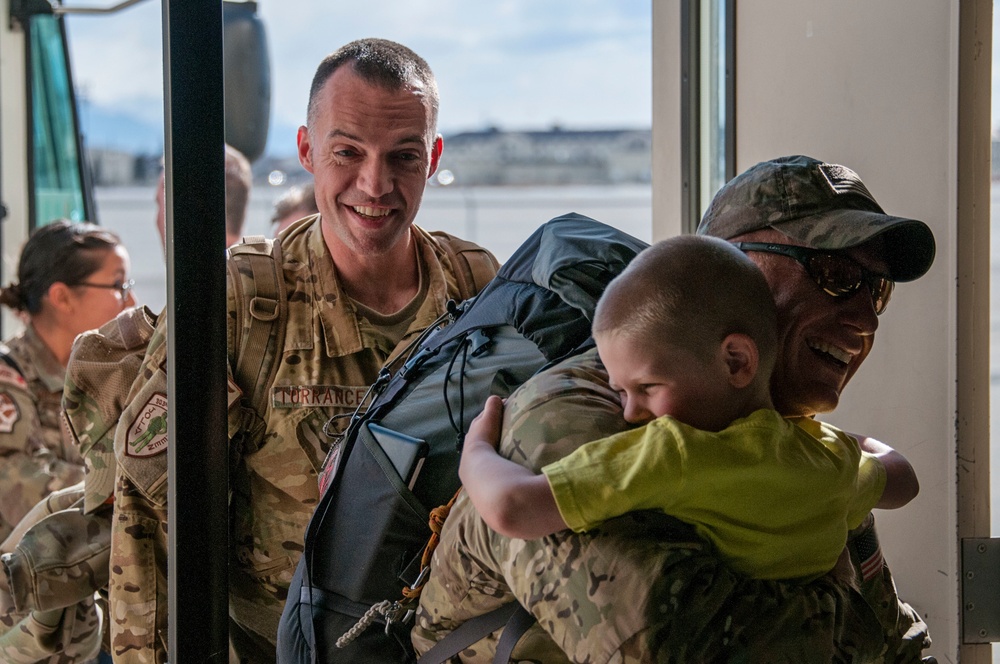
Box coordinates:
[227,235,287,421]
[0,342,24,378]
[417,601,535,664]
[429,231,499,301]
[492,604,536,664]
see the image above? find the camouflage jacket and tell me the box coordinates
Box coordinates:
[413,349,931,664]
[63,306,161,515]
[107,217,496,664]
[0,325,85,541]
[0,482,105,664]
[0,305,165,664]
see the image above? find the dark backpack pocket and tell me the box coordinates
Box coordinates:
[301,423,429,661]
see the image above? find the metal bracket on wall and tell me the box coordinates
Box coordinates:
[962,537,1000,643]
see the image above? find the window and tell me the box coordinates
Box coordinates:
[682,0,733,231]
[27,14,88,228]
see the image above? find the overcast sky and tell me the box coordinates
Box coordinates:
[63,0,652,156]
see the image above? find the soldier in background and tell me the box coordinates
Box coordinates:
[0,145,252,664]
[0,221,135,541]
[414,155,937,663]
[155,144,252,249]
[270,182,318,236]
[0,220,137,663]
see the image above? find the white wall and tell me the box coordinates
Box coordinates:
[654,2,983,661]
[0,0,31,337]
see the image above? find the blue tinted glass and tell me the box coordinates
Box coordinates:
[29,15,86,227]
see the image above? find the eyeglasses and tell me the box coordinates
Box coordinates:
[76,279,135,300]
[733,242,893,315]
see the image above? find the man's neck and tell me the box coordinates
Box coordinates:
[327,230,420,315]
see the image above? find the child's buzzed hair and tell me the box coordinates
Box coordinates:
[593,235,778,372]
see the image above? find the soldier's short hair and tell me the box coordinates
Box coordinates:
[593,235,778,372]
[306,38,439,139]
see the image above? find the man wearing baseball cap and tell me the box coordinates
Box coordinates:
[414,155,935,662]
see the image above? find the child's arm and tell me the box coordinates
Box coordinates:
[459,395,569,539]
[851,434,919,509]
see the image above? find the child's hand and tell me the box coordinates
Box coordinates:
[467,395,505,451]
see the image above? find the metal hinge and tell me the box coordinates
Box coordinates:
[962,537,1000,643]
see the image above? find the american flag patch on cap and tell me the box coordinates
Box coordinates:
[854,527,885,582]
[819,163,879,207]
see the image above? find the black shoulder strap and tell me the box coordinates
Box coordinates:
[0,347,24,378]
[227,235,287,419]
[492,604,536,664]
[417,601,534,664]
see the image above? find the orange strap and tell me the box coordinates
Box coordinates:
[400,487,462,602]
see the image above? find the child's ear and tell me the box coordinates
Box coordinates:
[720,333,758,389]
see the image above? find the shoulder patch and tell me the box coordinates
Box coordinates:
[0,393,20,433]
[126,393,169,457]
[0,365,27,389]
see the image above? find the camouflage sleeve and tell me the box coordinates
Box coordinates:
[0,482,105,664]
[414,348,627,662]
[108,469,168,664]
[0,379,82,543]
[0,482,86,556]
[108,314,170,664]
[64,306,160,514]
[0,600,102,664]
[3,503,111,615]
[415,349,928,663]
[847,514,931,663]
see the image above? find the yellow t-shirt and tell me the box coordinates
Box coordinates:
[542,409,885,580]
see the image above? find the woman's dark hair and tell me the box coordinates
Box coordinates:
[0,220,122,314]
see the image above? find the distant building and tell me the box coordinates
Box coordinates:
[85,149,161,186]
[85,127,654,188]
[87,148,138,186]
[438,127,651,186]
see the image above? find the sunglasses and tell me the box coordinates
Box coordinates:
[733,242,893,315]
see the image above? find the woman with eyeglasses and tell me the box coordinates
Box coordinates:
[0,219,135,541]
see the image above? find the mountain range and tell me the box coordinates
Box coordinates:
[77,100,300,158]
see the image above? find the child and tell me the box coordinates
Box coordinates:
[459,235,918,581]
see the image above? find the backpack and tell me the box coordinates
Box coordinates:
[227,229,499,432]
[276,212,649,664]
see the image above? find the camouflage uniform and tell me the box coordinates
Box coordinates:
[107,315,169,664]
[0,482,104,664]
[413,349,931,663]
[107,216,496,664]
[0,325,86,542]
[0,306,161,664]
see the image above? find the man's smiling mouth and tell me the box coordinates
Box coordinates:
[807,339,853,367]
[352,205,392,218]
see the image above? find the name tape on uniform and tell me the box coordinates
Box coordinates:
[272,385,369,409]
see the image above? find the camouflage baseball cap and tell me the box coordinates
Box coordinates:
[697,155,936,281]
